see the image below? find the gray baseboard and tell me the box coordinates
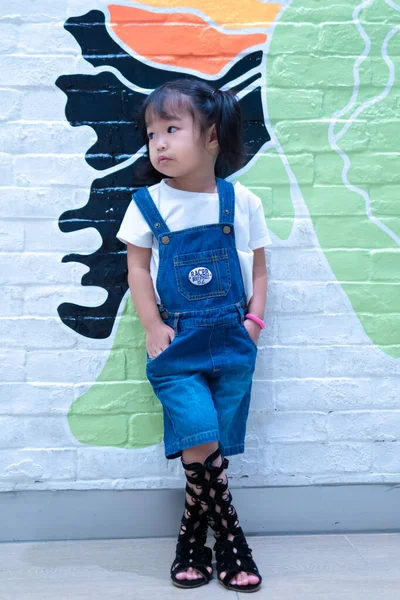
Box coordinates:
[1,484,400,543]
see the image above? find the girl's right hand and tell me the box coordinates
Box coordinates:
[145,322,176,359]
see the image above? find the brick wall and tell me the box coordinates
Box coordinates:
[1,0,400,492]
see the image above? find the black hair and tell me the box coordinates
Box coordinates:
[136,78,245,182]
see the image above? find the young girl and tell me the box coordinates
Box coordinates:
[116,78,270,592]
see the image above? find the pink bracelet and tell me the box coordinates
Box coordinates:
[245,313,265,330]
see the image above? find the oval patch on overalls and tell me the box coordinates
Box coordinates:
[188,267,213,286]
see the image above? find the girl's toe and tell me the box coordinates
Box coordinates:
[175,570,187,580]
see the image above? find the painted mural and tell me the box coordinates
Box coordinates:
[56,0,400,450]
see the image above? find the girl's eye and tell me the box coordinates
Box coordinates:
[147,132,154,140]
[168,126,178,133]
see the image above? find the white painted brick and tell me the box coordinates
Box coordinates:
[247,409,327,442]
[0,350,25,382]
[0,317,77,349]
[26,350,123,384]
[2,56,77,86]
[250,380,273,411]
[2,0,68,23]
[326,347,400,377]
[274,378,378,411]
[0,89,22,121]
[327,411,400,441]
[274,442,372,474]
[24,219,101,252]
[272,346,327,379]
[18,23,79,54]
[14,156,94,186]
[268,248,333,281]
[23,286,79,317]
[276,314,368,345]
[0,123,96,155]
[324,282,354,313]
[0,416,73,448]
[0,154,14,184]
[0,253,83,285]
[0,187,79,218]
[77,445,171,480]
[21,89,68,121]
[252,346,273,379]
[372,441,400,472]
[230,443,275,478]
[0,286,24,316]
[23,286,108,319]
[0,221,24,251]
[267,281,324,314]
[375,377,400,408]
[0,383,74,414]
[288,217,320,248]
[0,24,19,53]
[0,449,76,482]
[0,474,188,492]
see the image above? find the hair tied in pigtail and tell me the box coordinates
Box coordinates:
[212,88,221,101]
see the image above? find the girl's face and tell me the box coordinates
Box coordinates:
[145,106,217,179]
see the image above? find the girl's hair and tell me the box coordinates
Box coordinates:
[136,78,245,181]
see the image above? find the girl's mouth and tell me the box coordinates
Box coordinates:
[158,156,172,164]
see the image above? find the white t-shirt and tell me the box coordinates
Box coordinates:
[116,178,271,304]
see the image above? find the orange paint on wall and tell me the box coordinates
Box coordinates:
[108,4,267,75]
[128,0,281,30]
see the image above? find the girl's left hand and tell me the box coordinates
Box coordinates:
[244,318,261,346]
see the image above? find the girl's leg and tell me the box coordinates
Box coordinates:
[173,441,218,583]
[204,447,262,591]
[177,442,261,590]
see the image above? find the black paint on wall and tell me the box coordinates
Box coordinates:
[55,10,271,339]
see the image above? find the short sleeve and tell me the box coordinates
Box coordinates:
[116,199,153,248]
[247,190,272,250]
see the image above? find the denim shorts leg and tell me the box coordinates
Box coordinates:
[146,327,221,459]
[145,303,257,459]
[207,316,257,456]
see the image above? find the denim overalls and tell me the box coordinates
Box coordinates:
[132,178,258,459]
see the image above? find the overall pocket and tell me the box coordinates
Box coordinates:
[146,318,178,364]
[146,335,178,366]
[240,321,258,351]
[173,248,231,301]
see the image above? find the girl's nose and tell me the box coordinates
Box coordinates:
[157,137,167,151]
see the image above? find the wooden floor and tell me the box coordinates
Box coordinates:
[1,533,399,599]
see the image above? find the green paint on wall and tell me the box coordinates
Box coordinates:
[67,296,163,448]
[267,0,400,357]
[236,148,297,240]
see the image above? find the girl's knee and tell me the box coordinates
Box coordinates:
[182,441,219,463]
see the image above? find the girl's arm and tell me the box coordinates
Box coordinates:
[245,247,268,342]
[127,243,162,331]
[127,243,175,357]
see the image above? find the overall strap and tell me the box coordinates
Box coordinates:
[132,186,170,237]
[217,177,235,225]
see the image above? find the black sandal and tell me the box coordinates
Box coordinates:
[170,458,213,588]
[214,534,262,593]
[204,447,262,593]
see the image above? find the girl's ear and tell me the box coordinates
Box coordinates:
[207,124,219,151]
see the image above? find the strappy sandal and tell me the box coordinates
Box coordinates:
[204,447,262,593]
[170,458,213,588]
[214,533,262,593]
